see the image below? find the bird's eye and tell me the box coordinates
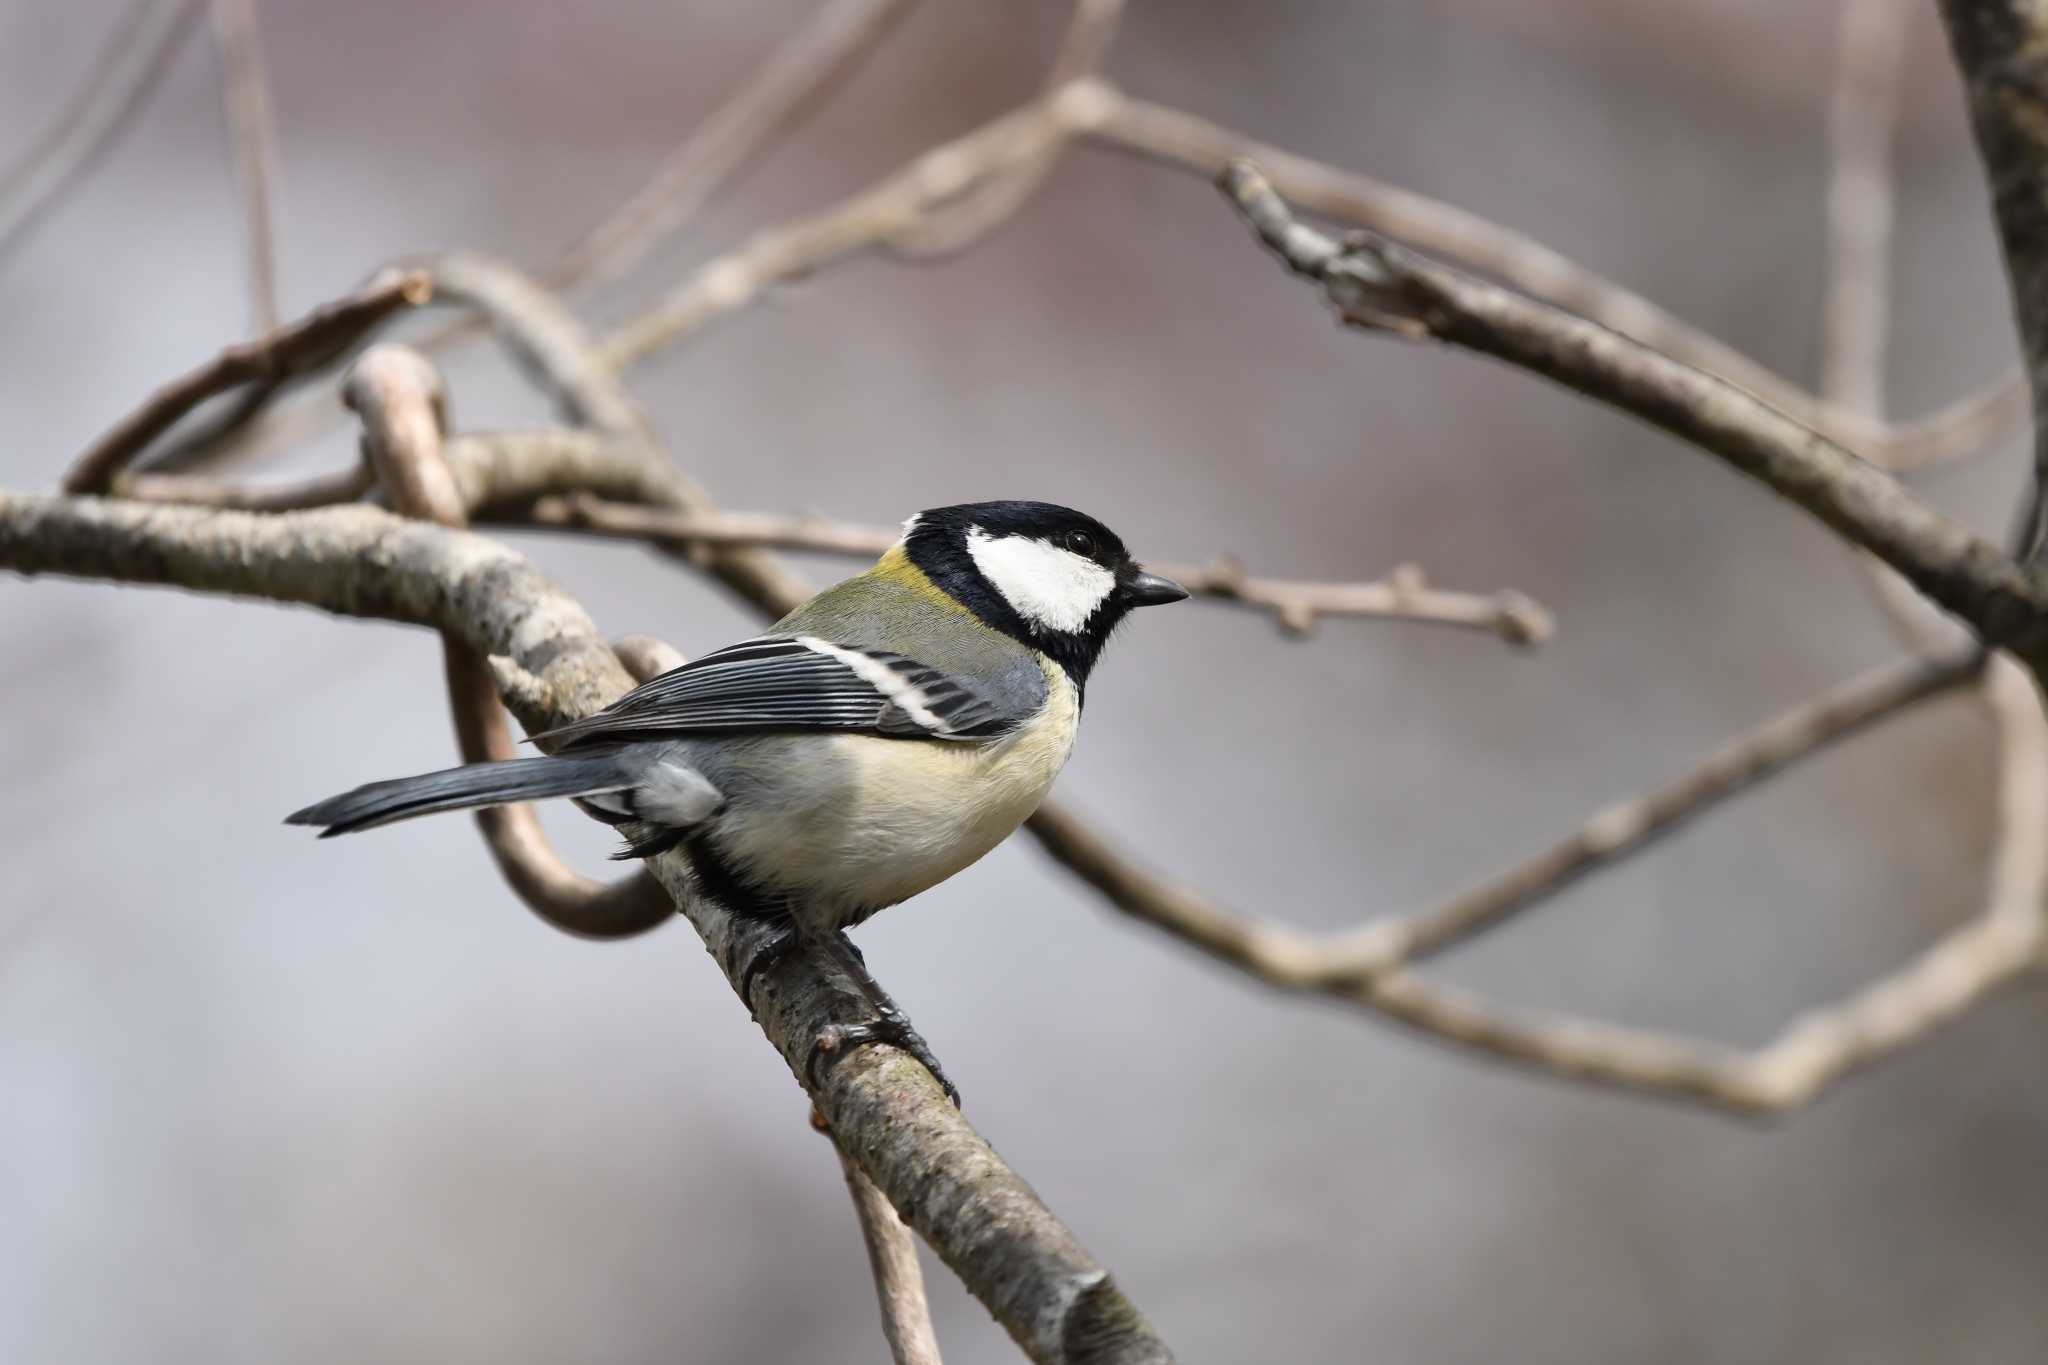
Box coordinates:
[1064,530,1098,558]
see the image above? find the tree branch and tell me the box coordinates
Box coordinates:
[823,1111,945,1365]
[546,0,921,291]
[209,0,281,333]
[508,492,1552,645]
[1218,161,2048,671]
[883,0,1124,260]
[1091,89,2023,473]
[0,0,202,263]
[1027,642,2041,1116]
[61,268,431,493]
[0,490,1174,1365]
[342,343,672,940]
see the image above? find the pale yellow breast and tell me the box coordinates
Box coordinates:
[712,658,1079,926]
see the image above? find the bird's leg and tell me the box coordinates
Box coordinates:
[803,931,960,1106]
[733,921,800,1019]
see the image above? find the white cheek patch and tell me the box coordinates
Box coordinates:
[965,527,1117,633]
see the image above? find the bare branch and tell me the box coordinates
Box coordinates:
[821,1111,945,1365]
[1092,90,2023,471]
[599,80,1118,367]
[209,0,281,332]
[884,0,1124,260]
[342,344,671,940]
[547,0,921,291]
[1219,162,2048,670]
[1030,650,1970,982]
[61,268,431,493]
[0,491,1174,1365]
[1026,644,2038,1115]
[1818,1,1971,660]
[504,492,1551,645]
[112,461,373,512]
[0,0,203,263]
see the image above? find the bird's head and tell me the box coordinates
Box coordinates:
[899,500,1187,684]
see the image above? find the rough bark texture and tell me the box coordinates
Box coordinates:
[0,491,1173,1365]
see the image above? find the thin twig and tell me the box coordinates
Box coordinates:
[61,267,431,493]
[507,492,1551,645]
[341,344,671,940]
[547,0,921,291]
[0,0,203,262]
[1218,162,2048,669]
[209,0,281,332]
[1818,0,1965,657]
[820,1110,945,1365]
[1030,651,1972,984]
[884,0,1124,259]
[600,80,1119,367]
[1026,645,2036,1115]
[1091,89,2023,472]
[112,461,373,512]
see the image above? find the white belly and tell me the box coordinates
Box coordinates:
[706,661,1079,928]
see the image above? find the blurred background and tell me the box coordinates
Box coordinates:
[4,2,2045,1361]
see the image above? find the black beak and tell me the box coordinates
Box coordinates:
[1122,568,1190,607]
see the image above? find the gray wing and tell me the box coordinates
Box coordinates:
[531,635,1026,749]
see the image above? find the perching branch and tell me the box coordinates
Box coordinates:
[0,490,1173,1365]
[1218,161,2048,673]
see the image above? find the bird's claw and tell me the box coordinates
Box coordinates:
[805,1016,961,1107]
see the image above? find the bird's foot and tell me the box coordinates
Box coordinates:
[805,1010,961,1107]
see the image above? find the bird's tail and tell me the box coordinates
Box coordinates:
[285,753,631,837]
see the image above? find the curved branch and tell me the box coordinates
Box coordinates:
[1219,162,2048,670]
[343,344,670,940]
[0,491,1173,1365]
[61,268,431,492]
[1092,90,2023,471]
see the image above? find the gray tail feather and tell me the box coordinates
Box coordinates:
[286,754,629,837]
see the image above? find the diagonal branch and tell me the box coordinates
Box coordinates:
[61,267,431,493]
[0,491,1174,1365]
[1092,89,2024,473]
[0,0,203,263]
[546,0,921,291]
[822,1110,945,1365]
[1027,642,2041,1115]
[209,0,281,333]
[1218,161,2048,672]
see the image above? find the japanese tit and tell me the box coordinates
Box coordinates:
[288,501,1186,1089]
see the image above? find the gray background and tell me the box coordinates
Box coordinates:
[4,2,2044,1361]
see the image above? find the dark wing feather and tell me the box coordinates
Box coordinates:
[531,636,1021,748]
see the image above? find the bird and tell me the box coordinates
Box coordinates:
[287,500,1188,1099]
